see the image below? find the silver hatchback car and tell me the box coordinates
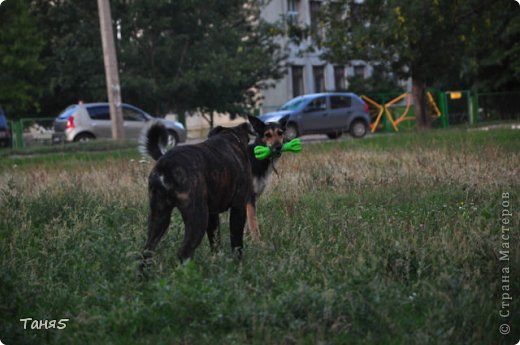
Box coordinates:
[52,103,187,145]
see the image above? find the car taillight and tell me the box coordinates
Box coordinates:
[362,101,370,114]
[66,115,75,129]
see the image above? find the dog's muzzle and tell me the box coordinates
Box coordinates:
[272,145,283,158]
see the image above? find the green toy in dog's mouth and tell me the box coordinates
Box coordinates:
[254,138,302,160]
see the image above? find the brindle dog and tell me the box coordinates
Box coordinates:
[139,118,256,264]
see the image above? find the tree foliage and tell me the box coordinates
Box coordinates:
[0,0,44,117]
[320,0,519,128]
[117,0,285,125]
[345,65,404,95]
[24,0,285,124]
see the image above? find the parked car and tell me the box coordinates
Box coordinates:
[52,103,187,146]
[0,107,12,148]
[259,93,371,140]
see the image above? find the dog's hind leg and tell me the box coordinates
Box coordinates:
[177,203,208,262]
[141,187,175,269]
[230,206,247,259]
[207,213,221,252]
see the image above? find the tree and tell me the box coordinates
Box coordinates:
[0,0,44,117]
[344,65,404,95]
[319,0,519,129]
[118,0,286,127]
[32,0,106,117]
[26,0,285,125]
[459,2,520,92]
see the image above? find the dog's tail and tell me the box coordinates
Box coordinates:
[139,121,169,161]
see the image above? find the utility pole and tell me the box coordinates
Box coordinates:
[97,0,124,141]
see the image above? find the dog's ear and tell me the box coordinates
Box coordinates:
[247,115,265,136]
[239,122,256,136]
[278,115,290,130]
[208,126,225,138]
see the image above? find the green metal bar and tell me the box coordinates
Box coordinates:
[14,120,24,149]
[467,91,474,125]
[472,93,479,124]
[439,92,448,128]
[476,91,520,97]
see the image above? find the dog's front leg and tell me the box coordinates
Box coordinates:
[230,206,246,259]
[246,196,261,242]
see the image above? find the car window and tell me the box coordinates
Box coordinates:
[87,106,110,120]
[330,95,352,109]
[305,97,327,112]
[279,96,308,111]
[123,107,146,121]
[57,106,77,120]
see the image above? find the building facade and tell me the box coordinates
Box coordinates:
[259,0,372,113]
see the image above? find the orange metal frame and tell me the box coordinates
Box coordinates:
[362,92,441,133]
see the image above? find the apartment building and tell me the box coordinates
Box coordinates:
[259,0,371,113]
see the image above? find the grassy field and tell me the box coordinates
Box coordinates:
[1,129,519,344]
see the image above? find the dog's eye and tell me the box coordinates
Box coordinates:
[264,132,272,138]
[276,130,284,136]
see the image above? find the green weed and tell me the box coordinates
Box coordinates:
[0,129,518,344]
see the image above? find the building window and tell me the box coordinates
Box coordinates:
[354,65,366,78]
[291,65,304,97]
[310,1,323,38]
[334,65,346,91]
[313,65,325,93]
[288,0,300,12]
[287,0,300,25]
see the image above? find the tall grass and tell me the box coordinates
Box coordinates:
[0,129,519,344]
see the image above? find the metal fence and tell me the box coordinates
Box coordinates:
[9,117,55,149]
[258,90,519,134]
[476,92,520,123]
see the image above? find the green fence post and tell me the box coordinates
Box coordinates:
[15,120,24,149]
[467,91,474,125]
[439,92,448,128]
[471,93,479,124]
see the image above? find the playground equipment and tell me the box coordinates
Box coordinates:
[361,91,444,132]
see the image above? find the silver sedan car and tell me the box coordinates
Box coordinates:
[52,103,187,146]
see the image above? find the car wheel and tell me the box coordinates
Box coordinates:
[350,120,367,138]
[285,123,299,141]
[74,133,95,142]
[166,130,178,150]
[326,131,342,139]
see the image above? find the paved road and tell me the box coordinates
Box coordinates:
[184,133,375,146]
